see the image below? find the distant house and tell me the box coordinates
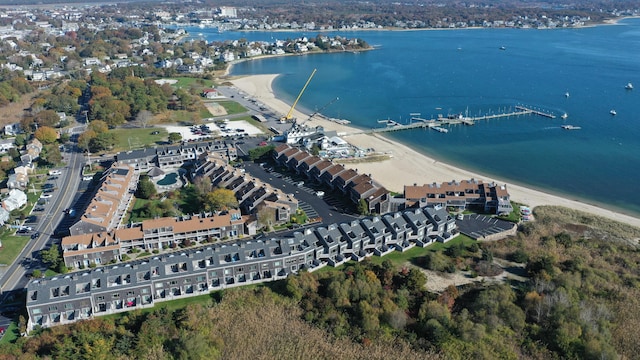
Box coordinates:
[0,139,15,153]
[4,123,21,136]
[26,138,43,160]
[84,57,101,66]
[2,189,27,212]
[7,173,28,190]
[201,88,222,99]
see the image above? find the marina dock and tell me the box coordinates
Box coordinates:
[342,106,556,136]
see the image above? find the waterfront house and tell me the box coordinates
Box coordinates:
[404,179,513,215]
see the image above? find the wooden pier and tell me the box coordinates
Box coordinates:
[342,106,555,136]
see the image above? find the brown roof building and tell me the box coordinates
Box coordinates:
[404,179,513,215]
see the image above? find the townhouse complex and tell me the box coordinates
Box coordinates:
[43,139,514,333]
[27,205,456,332]
[273,144,391,214]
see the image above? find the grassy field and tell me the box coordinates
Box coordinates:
[111,127,168,151]
[214,100,247,115]
[170,77,215,89]
[0,234,30,265]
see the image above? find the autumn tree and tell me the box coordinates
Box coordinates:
[88,132,117,152]
[256,205,276,231]
[136,109,153,128]
[34,126,58,144]
[204,188,238,212]
[77,129,97,151]
[34,109,61,127]
[40,144,62,165]
[88,119,109,134]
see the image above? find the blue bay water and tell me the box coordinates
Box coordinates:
[189,20,640,216]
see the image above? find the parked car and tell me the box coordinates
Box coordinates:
[40,194,52,199]
[315,191,325,197]
[48,170,62,176]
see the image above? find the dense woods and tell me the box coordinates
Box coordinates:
[1,206,639,359]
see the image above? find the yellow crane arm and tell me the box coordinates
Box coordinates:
[284,68,317,120]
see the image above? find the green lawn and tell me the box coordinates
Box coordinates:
[214,100,247,115]
[111,127,168,151]
[0,321,19,344]
[0,234,30,265]
[170,77,215,89]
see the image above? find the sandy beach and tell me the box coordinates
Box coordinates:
[230,74,640,228]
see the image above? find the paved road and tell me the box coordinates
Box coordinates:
[216,85,293,134]
[0,148,85,304]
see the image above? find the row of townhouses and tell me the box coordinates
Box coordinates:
[62,210,249,269]
[61,141,264,270]
[273,144,391,214]
[194,154,299,219]
[404,179,513,215]
[27,205,456,332]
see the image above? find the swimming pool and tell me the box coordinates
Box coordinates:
[157,173,178,186]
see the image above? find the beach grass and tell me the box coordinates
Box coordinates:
[111,127,168,151]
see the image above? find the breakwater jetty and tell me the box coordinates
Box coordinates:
[342,105,555,136]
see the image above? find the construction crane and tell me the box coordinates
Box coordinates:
[281,68,317,123]
[297,96,339,126]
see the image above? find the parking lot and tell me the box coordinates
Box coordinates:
[456,214,518,240]
[242,161,359,226]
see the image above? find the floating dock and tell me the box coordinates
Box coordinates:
[342,105,556,136]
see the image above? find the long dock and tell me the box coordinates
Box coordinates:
[342,106,555,136]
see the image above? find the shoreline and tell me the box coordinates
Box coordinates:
[229,74,640,229]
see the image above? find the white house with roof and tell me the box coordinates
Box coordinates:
[0,138,15,152]
[2,189,27,212]
[4,123,21,136]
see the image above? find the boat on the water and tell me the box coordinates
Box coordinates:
[625,82,633,90]
[499,46,506,50]
[610,109,617,116]
[561,125,581,130]
[561,113,568,119]
[564,92,570,98]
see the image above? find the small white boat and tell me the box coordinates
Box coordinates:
[564,92,570,98]
[499,46,506,50]
[625,82,633,90]
[561,125,581,130]
[561,113,568,119]
[610,109,617,116]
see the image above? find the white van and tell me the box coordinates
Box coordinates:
[49,170,62,176]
